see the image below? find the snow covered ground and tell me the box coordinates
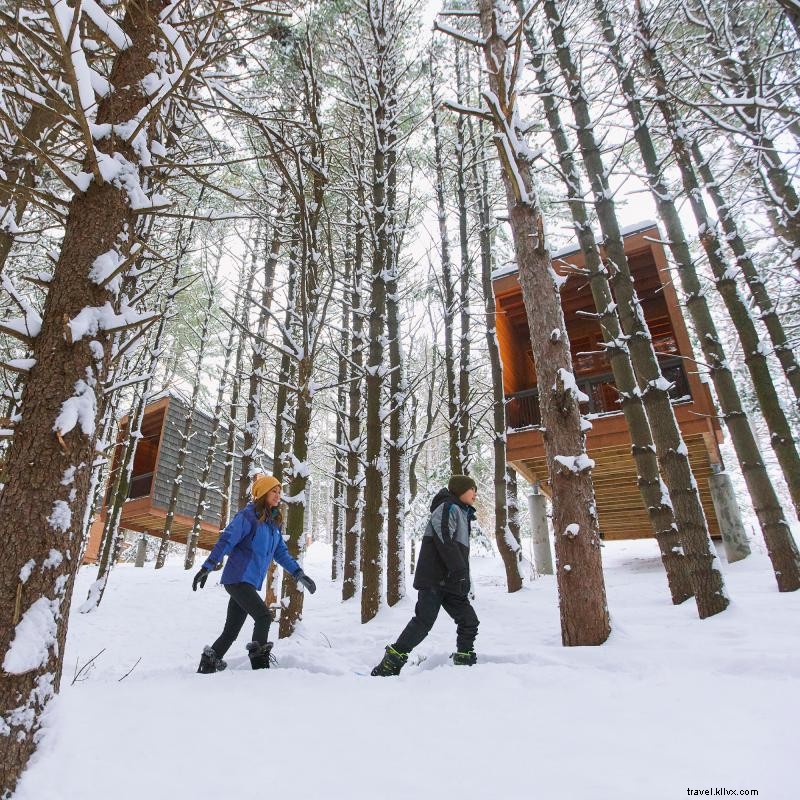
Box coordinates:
[14,537,798,800]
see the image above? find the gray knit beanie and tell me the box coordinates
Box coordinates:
[448,474,477,497]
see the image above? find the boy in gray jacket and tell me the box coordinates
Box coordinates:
[371,475,479,676]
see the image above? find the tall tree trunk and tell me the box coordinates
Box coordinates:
[219,248,259,527]
[0,3,172,792]
[343,179,366,602]
[85,234,187,601]
[386,75,405,608]
[632,4,800,589]
[689,140,800,408]
[454,42,472,474]
[0,107,59,276]
[155,247,221,568]
[520,0,691,604]
[332,207,352,582]
[429,54,463,476]
[541,0,727,618]
[360,0,393,624]
[473,113,524,593]
[237,220,266,507]
[272,219,300,485]
[184,286,242,568]
[477,0,610,645]
[278,38,328,636]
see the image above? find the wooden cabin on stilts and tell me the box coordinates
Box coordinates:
[84,392,271,562]
[493,221,731,541]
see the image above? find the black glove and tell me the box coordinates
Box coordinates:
[192,567,210,591]
[293,569,316,594]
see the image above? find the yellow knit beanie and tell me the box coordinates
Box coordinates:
[251,474,281,502]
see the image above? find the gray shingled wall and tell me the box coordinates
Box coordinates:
[151,396,273,522]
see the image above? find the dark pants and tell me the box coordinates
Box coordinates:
[211,582,272,657]
[394,587,479,654]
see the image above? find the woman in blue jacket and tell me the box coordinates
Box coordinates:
[192,474,316,672]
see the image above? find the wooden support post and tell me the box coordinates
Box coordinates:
[527,485,553,575]
[708,469,751,563]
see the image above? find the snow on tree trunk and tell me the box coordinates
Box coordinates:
[429,54,464,477]
[386,62,406,608]
[688,139,800,408]
[343,177,366,602]
[155,244,222,568]
[472,110,523,593]
[539,0,727,618]
[0,107,58,277]
[237,220,266,508]
[522,0,690,603]
[0,2,181,792]
[632,3,800,591]
[475,0,611,645]
[220,248,259,527]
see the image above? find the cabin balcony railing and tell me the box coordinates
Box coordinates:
[505,356,691,431]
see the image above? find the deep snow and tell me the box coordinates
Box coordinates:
[13,537,798,800]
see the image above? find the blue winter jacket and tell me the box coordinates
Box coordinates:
[202,503,300,589]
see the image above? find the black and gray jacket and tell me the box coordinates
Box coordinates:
[413,488,476,594]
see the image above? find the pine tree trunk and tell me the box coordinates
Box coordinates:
[279,358,312,638]
[633,7,800,590]
[220,253,258,527]
[478,0,610,645]
[155,248,221,568]
[343,182,365,602]
[332,208,352,582]
[454,42,472,473]
[696,4,800,273]
[429,55,463,476]
[184,288,241,569]
[386,79,405,608]
[473,114,523,593]
[0,3,171,792]
[520,0,691,603]
[688,141,800,407]
[0,107,58,276]
[238,220,265,507]
[542,0,727,618]
[272,222,300,485]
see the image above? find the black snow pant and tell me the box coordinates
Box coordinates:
[211,582,272,658]
[393,587,479,654]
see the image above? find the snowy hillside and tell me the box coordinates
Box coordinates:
[13,540,797,800]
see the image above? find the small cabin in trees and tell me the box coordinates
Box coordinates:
[493,221,724,540]
[84,392,272,561]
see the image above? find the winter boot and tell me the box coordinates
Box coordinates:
[370,645,408,677]
[451,650,477,666]
[197,646,227,674]
[246,641,274,670]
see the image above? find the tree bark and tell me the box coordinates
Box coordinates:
[478,0,610,645]
[342,177,366,602]
[688,140,800,408]
[0,3,171,792]
[542,0,727,618]
[472,111,523,593]
[520,0,691,603]
[0,107,59,276]
[632,4,800,590]
[155,246,221,568]
[429,54,463,476]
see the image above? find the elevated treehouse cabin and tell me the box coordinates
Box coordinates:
[84,393,272,561]
[494,221,724,540]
